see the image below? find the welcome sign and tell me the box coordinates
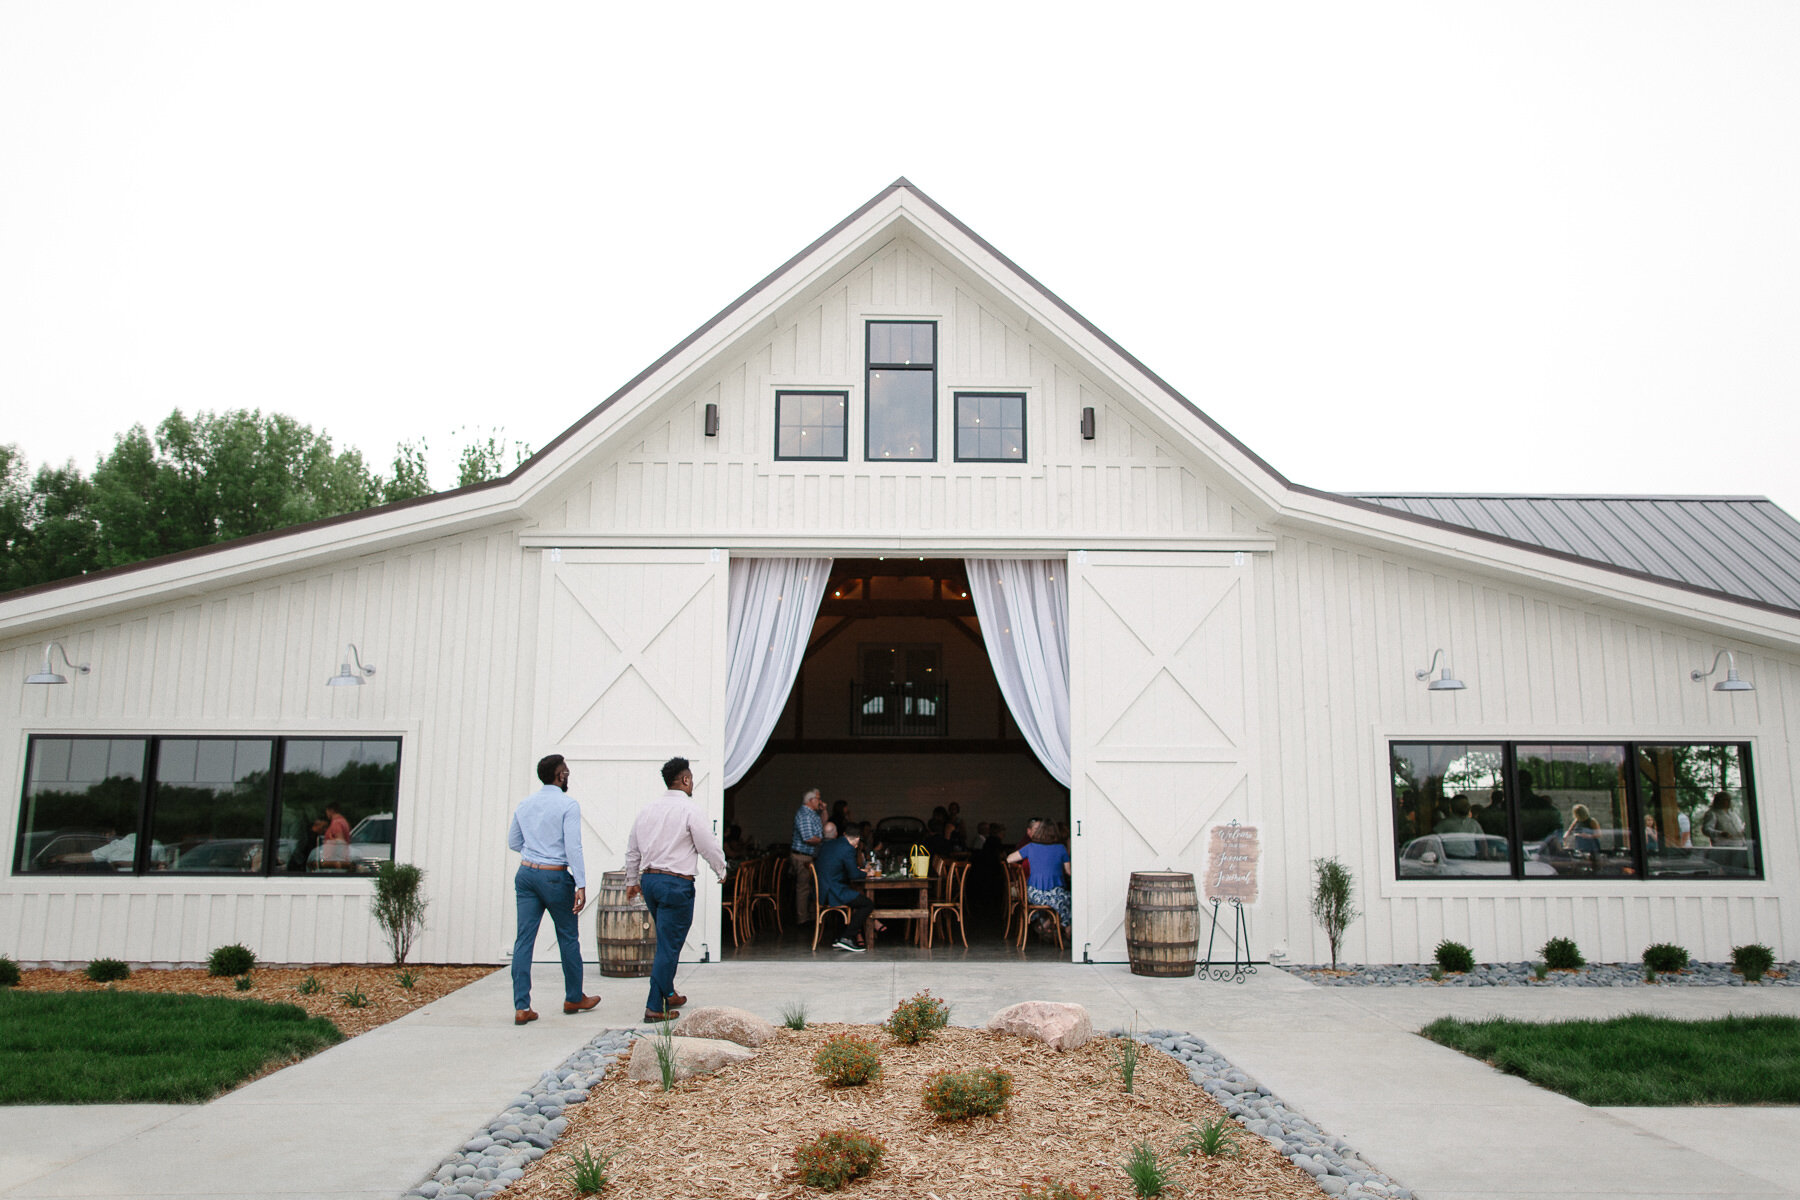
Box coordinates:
[1204,823,1260,904]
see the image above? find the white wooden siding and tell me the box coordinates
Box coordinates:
[1257,533,1796,964]
[0,523,539,965]
[527,237,1268,546]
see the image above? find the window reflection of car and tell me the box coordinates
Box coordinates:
[305,812,394,872]
[29,833,116,871]
[173,839,265,872]
[1399,834,1555,877]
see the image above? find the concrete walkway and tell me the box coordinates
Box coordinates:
[4,961,1797,1199]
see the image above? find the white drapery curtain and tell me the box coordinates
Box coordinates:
[965,558,1072,788]
[722,557,833,788]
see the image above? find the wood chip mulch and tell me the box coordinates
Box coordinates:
[508,1024,1322,1200]
[12,964,498,1038]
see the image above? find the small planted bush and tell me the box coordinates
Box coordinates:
[883,990,950,1045]
[85,958,130,983]
[794,1128,884,1191]
[1435,940,1475,974]
[921,1067,1013,1121]
[780,1000,808,1030]
[1642,943,1690,974]
[1121,1140,1173,1198]
[295,974,323,996]
[207,943,256,977]
[1541,937,1585,971]
[338,985,369,1009]
[1177,1115,1240,1158]
[813,1034,882,1087]
[1110,1033,1142,1093]
[1533,962,1550,981]
[1734,943,1777,983]
[370,862,429,966]
[234,975,254,992]
[563,1144,614,1196]
[0,955,20,988]
[395,968,418,989]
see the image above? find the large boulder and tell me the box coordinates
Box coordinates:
[988,1001,1095,1051]
[626,1034,755,1083]
[671,1005,776,1047]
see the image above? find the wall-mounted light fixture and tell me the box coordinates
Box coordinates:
[704,403,719,437]
[25,641,90,686]
[1414,648,1465,691]
[1080,407,1096,440]
[1691,649,1753,692]
[326,643,376,687]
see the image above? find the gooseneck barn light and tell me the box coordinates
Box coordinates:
[326,643,377,687]
[1414,648,1465,691]
[1691,649,1754,692]
[25,641,90,686]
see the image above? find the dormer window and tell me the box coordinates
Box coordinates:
[865,321,936,461]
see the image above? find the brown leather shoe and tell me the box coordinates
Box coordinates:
[642,1008,678,1022]
[563,994,601,1014]
[664,992,688,1009]
[514,1009,539,1025]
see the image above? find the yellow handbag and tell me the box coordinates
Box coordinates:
[909,843,931,879]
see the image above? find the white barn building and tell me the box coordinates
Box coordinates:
[4,180,1796,968]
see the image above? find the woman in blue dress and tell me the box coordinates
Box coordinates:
[1007,819,1071,937]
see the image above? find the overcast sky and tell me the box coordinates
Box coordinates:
[4,2,1798,516]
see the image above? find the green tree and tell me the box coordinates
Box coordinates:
[380,438,434,504]
[452,426,531,488]
[0,446,99,593]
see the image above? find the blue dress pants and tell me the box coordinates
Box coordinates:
[511,865,584,1012]
[637,872,694,1014]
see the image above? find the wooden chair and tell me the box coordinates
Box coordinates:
[927,860,969,949]
[746,855,784,936]
[1020,867,1067,950]
[721,864,752,947]
[1002,859,1029,942]
[806,861,853,951]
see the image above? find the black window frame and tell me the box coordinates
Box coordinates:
[773,389,850,462]
[13,733,402,878]
[952,390,1027,463]
[1389,738,1761,883]
[864,320,937,462]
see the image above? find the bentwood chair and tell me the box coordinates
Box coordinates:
[746,855,784,936]
[1020,868,1066,950]
[1002,859,1029,943]
[927,860,970,949]
[721,864,751,947]
[806,861,853,951]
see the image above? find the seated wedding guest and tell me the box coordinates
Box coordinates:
[816,824,876,952]
[967,822,989,852]
[1007,821,1071,938]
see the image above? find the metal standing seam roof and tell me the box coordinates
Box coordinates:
[1347,494,1800,615]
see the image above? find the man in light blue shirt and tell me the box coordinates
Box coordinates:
[507,754,599,1025]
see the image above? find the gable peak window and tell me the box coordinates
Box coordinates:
[775,390,848,460]
[865,321,936,461]
[954,391,1026,462]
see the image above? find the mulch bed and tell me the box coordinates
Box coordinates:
[12,964,497,1039]
[507,1024,1321,1200]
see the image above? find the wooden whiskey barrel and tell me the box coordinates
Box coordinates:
[1125,871,1200,977]
[595,870,657,978]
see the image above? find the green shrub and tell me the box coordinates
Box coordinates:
[1310,857,1359,970]
[85,958,130,983]
[234,974,254,992]
[883,990,950,1045]
[813,1034,882,1087]
[1109,1033,1141,1093]
[395,968,418,989]
[338,985,369,1009]
[1428,965,1445,982]
[370,861,429,966]
[1121,1140,1172,1197]
[1541,937,1585,970]
[564,1144,614,1196]
[921,1067,1013,1121]
[0,955,20,988]
[207,943,256,977]
[1019,1182,1104,1200]
[793,1128,884,1190]
[1733,943,1776,983]
[1642,943,1689,974]
[295,974,323,995]
[1176,1115,1240,1158]
[1434,940,1475,974]
[1533,962,1549,981]
[780,1000,808,1030]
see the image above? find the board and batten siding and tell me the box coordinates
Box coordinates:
[0,523,540,965]
[1256,532,1796,964]
[528,237,1267,545]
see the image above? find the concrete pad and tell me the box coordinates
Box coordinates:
[1601,1107,1800,1193]
[0,1108,191,1192]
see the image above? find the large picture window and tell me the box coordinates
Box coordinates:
[865,321,936,461]
[1391,740,1759,882]
[14,735,401,877]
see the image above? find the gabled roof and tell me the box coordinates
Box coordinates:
[1352,494,1800,614]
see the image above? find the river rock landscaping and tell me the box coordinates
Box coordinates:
[1281,961,1795,987]
[408,1006,1409,1200]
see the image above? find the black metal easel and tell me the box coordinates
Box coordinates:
[1200,896,1255,983]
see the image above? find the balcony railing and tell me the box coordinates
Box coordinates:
[850,681,949,738]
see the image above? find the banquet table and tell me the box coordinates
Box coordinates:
[854,875,933,947]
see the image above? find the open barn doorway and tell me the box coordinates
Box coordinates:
[722,558,1070,960]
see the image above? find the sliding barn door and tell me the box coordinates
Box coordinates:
[532,549,728,962]
[1069,551,1260,961]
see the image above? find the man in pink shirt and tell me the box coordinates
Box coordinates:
[623,757,727,1023]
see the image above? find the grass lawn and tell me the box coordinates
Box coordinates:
[1420,1013,1800,1106]
[0,989,343,1104]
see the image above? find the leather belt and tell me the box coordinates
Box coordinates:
[642,868,695,881]
[521,861,567,871]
